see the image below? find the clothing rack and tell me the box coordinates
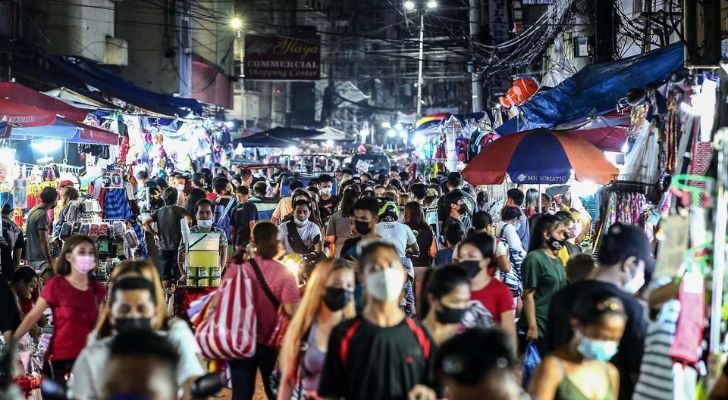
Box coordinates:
[607,180,654,195]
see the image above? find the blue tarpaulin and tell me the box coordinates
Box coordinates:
[497,44,684,135]
[46,56,203,117]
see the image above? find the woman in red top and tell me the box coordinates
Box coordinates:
[457,232,517,348]
[14,235,105,383]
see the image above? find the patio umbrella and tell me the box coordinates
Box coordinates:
[462,128,618,186]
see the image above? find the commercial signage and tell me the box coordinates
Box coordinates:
[244,34,321,80]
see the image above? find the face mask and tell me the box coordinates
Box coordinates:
[73,255,96,274]
[623,263,645,294]
[435,304,467,324]
[176,184,185,192]
[366,268,405,301]
[198,219,213,229]
[547,235,565,250]
[458,204,469,215]
[114,317,153,334]
[323,287,353,311]
[577,335,619,361]
[355,220,372,235]
[294,217,308,227]
[569,224,582,239]
[321,187,332,196]
[459,260,482,279]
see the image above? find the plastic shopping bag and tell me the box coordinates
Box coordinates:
[522,342,542,388]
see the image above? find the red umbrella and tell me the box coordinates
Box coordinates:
[463,128,618,185]
[0,99,58,127]
[0,82,90,124]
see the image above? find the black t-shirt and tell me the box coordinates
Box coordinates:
[410,225,434,267]
[151,205,189,251]
[318,195,339,222]
[0,281,21,334]
[544,280,647,400]
[231,203,258,247]
[318,316,436,400]
[1,217,24,281]
[340,237,362,260]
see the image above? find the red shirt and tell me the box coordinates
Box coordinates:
[470,279,514,323]
[242,256,301,340]
[41,277,106,361]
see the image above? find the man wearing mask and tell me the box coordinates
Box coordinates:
[69,276,204,399]
[317,174,339,223]
[505,188,529,248]
[544,223,651,400]
[340,197,380,260]
[278,200,322,256]
[179,199,228,273]
[318,241,437,400]
[143,188,192,286]
[437,172,475,232]
[26,187,57,272]
[443,191,472,234]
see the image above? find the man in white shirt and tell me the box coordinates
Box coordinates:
[278,199,322,256]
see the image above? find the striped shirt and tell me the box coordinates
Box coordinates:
[632,299,680,400]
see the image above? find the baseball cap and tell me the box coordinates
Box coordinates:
[59,180,75,188]
[597,223,655,276]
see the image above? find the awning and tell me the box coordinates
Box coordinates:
[6,118,119,145]
[258,127,323,141]
[306,126,356,142]
[0,82,90,125]
[46,56,203,117]
[44,87,117,111]
[235,134,298,148]
[497,44,684,134]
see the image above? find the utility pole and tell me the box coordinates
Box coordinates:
[640,0,652,53]
[469,0,483,113]
[416,13,425,117]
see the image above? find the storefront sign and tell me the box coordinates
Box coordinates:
[244,34,321,80]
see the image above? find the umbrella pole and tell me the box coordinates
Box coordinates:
[538,184,542,213]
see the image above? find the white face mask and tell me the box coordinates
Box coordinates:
[623,263,645,294]
[366,268,405,301]
[198,219,213,229]
[294,217,308,226]
[176,184,185,192]
[321,187,332,195]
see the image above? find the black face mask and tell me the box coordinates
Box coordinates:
[355,220,372,235]
[323,287,353,311]
[459,260,482,279]
[115,317,153,334]
[459,204,469,215]
[547,236,566,250]
[435,304,467,324]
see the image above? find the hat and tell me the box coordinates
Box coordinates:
[597,223,655,274]
[59,180,74,188]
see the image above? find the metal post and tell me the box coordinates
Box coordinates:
[238,29,247,128]
[710,128,728,354]
[416,13,425,117]
[469,0,483,113]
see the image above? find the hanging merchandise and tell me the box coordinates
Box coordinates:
[499,77,539,108]
[622,120,660,184]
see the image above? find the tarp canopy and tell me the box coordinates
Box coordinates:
[0,82,90,126]
[497,44,684,135]
[235,134,298,148]
[6,118,119,145]
[306,126,356,142]
[44,87,118,111]
[46,56,203,117]
[257,127,323,141]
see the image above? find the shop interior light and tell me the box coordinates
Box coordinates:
[412,132,426,147]
[426,0,438,9]
[387,129,397,138]
[0,148,15,161]
[325,139,335,147]
[404,0,416,11]
[224,121,235,128]
[285,145,300,155]
[381,121,391,129]
[31,139,63,153]
[394,123,403,132]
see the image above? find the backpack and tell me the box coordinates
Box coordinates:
[338,317,431,365]
[214,197,236,243]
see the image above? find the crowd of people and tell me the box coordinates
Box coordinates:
[0,162,719,400]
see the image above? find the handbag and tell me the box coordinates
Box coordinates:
[522,342,542,388]
[193,263,257,360]
[248,257,290,349]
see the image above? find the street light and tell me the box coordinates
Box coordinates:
[230,17,243,30]
[404,1,437,117]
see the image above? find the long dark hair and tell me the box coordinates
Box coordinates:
[528,213,563,252]
[404,201,429,232]
[338,187,359,218]
[459,232,495,260]
[55,234,98,276]
[525,188,540,213]
[419,265,470,319]
[572,290,626,326]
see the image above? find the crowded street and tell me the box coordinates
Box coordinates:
[0,0,727,399]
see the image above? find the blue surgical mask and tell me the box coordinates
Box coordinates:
[577,335,619,361]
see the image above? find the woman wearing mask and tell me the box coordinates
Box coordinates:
[404,202,436,268]
[53,186,80,236]
[524,188,540,218]
[326,187,359,257]
[184,187,208,226]
[278,259,356,399]
[496,207,527,304]
[421,265,471,345]
[519,214,569,350]
[14,235,105,383]
[457,233,516,347]
[529,291,624,400]
[71,260,204,400]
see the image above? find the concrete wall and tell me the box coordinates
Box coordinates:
[46,0,115,62]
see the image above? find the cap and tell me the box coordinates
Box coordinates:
[59,180,74,188]
[597,223,655,274]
